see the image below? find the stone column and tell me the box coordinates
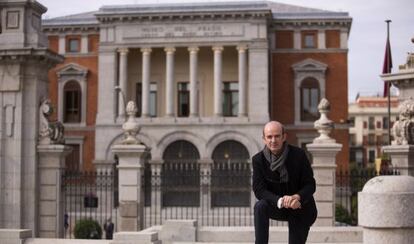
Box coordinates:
[112,144,148,231]
[118,48,129,119]
[293,30,301,50]
[37,144,72,238]
[307,98,342,226]
[237,45,247,117]
[141,48,152,118]
[97,48,117,123]
[81,34,89,54]
[212,46,223,117]
[382,145,414,176]
[340,29,348,49]
[318,30,326,49]
[58,35,66,54]
[165,47,175,117]
[189,46,199,117]
[359,176,414,244]
[248,42,269,121]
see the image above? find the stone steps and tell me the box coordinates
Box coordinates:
[196,226,362,243]
[174,242,362,244]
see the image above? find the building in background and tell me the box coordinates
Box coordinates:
[348,95,399,167]
[42,1,352,210]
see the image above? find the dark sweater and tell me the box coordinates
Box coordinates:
[252,144,317,225]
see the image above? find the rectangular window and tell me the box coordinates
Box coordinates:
[368,134,375,145]
[68,38,80,53]
[368,150,375,163]
[383,134,389,145]
[301,87,319,121]
[149,83,157,117]
[302,31,317,48]
[349,134,356,146]
[135,83,142,117]
[135,82,157,117]
[368,117,375,130]
[356,150,363,165]
[349,117,355,127]
[178,82,189,117]
[350,148,356,162]
[382,117,389,129]
[363,121,367,129]
[376,121,381,129]
[64,90,81,123]
[376,135,382,146]
[223,82,239,117]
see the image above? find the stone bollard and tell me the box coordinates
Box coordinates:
[358,176,414,244]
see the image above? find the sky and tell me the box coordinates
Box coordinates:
[37,0,414,102]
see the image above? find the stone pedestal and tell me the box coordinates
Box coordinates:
[111,144,148,231]
[37,144,72,238]
[0,229,32,244]
[359,176,414,244]
[382,145,414,176]
[307,143,342,226]
[0,0,63,232]
[160,220,197,244]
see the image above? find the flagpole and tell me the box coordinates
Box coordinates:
[385,19,391,145]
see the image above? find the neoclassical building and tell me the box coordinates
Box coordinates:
[43,1,351,177]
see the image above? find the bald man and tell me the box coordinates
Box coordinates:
[252,121,317,244]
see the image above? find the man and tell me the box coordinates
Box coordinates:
[103,218,114,240]
[252,121,317,244]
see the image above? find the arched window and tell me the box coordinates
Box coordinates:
[162,140,200,207]
[300,78,320,121]
[211,140,250,207]
[63,81,81,123]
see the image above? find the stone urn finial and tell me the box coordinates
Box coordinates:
[121,101,140,144]
[313,98,335,144]
[391,97,414,145]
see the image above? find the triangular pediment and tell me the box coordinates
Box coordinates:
[292,58,328,71]
[57,63,88,73]
[56,63,88,77]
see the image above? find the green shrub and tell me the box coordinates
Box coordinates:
[335,204,354,225]
[74,219,102,239]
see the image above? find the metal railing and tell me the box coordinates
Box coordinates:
[335,167,399,225]
[62,170,118,239]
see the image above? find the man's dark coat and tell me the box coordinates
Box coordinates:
[252,144,317,226]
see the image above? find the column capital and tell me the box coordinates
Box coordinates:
[212,46,224,52]
[237,44,248,52]
[164,47,176,53]
[140,47,152,54]
[118,47,129,54]
[188,46,200,53]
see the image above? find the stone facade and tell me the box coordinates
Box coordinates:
[0,0,62,233]
[42,0,351,174]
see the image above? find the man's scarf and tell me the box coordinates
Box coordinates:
[263,142,289,183]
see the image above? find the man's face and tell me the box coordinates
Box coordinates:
[263,122,286,154]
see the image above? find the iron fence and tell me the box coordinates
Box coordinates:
[62,170,118,239]
[335,167,399,225]
[143,160,285,228]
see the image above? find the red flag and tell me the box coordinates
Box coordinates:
[382,32,392,97]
